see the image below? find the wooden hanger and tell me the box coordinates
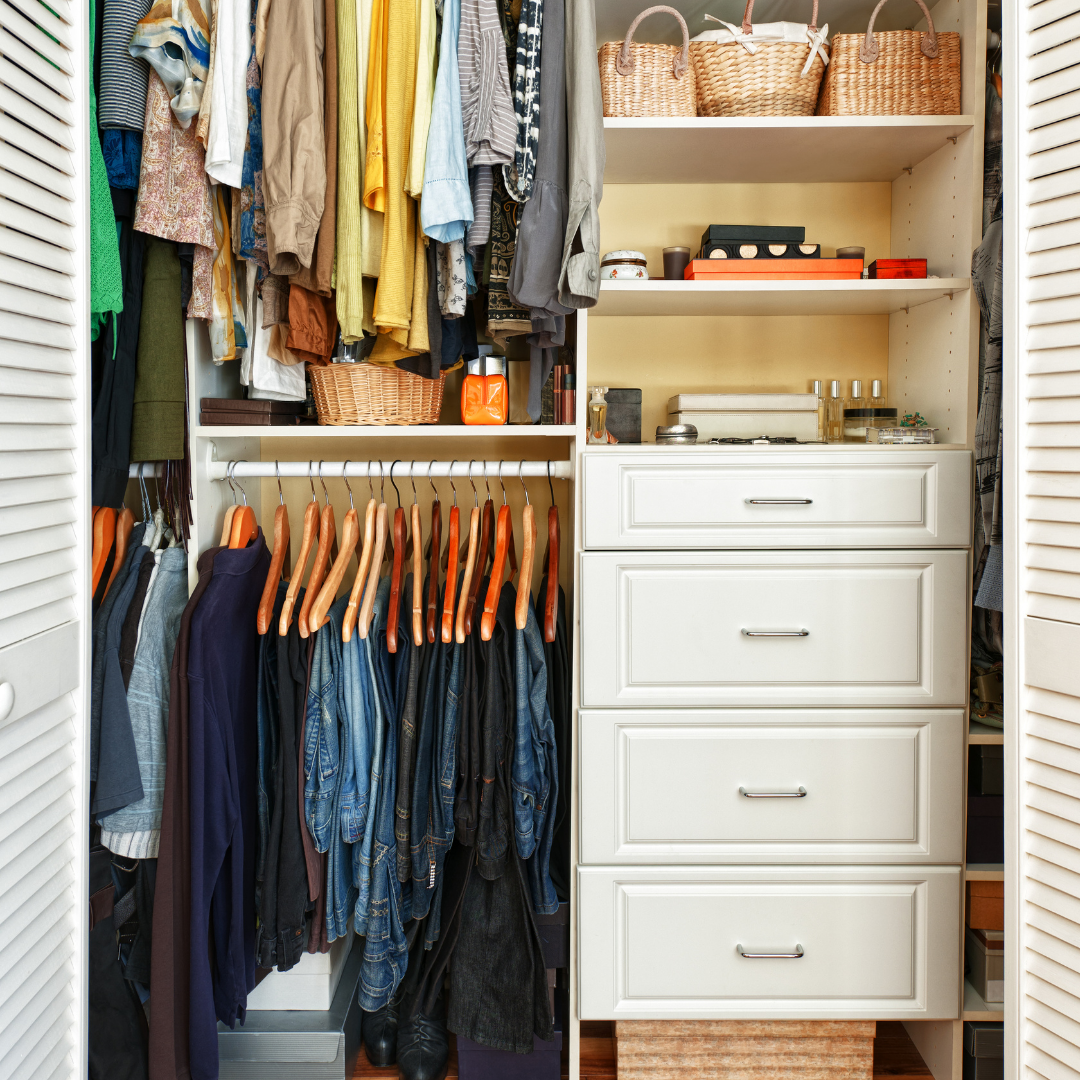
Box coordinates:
[440,462,460,644]
[425,465,441,644]
[455,500,480,644]
[357,500,388,640]
[91,506,116,596]
[502,460,519,580]
[309,463,359,634]
[409,465,423,647]
[298,461,337,639]
[219,462,239,545]
[387,460,406,653]
[280,463,321,636]
[343,465,378,643]
[257,462,291,634]
[515,464,536,630]
[480,502,510,641]
[464,468,494,635]
[228,462,258,550]
[543,461,560,643]
[102,505,134,600]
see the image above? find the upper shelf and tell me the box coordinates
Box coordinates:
[602,117,976,184]
[194,424,577,438]
[590,278,970,316]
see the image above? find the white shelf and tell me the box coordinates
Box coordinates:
[603,116,976,184]
[964,864,1005,882]
[963,979,1004,1022]
[591,278,970,316]
[194,424,577,439]
[969,720,1005,744]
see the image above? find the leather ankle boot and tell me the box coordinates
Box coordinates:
[361,998,400,1067]
[397,999,449,1080]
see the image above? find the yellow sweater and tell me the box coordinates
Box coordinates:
[362,0,387,214]
[335,0,365,340]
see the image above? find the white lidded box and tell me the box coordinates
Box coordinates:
[668,393,819,442]
[246,930,354,1010]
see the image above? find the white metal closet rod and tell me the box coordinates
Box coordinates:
[208,459,574,480]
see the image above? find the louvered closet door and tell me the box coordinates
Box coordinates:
[0,0,88,1073]
[1010,0,1080,1076]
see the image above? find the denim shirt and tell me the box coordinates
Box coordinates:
[338,620,376,848]
[514,600,560,915]
[303,600,345,853]
[420,0,474,242]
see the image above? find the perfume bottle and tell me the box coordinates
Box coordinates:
[587,386,609,444]
[871,379,886,409]
[825,380,845,443]
[847,379,867,413]
[811,380,826,442]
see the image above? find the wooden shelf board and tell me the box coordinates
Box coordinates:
[963,979,1005,1022]
[603,116,977,184]
[195,425,577,439]
[965,864,1005,881]
[591,278,970,317]
[969,720,1005,744]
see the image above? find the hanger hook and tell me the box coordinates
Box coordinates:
[276,460,284,505]
[519,460,530,505]
[428,461,439,501]
[139,470,151,519]
[308,460,317,503]
[546,460,555,507]
[483,460,492,501]
[342,461,354,509]
[318,460,330,504]
[410,461,418,504]
[376,460,385,503]
[390,460,402,510]
[468,460,479,506]
[234,461,249,506]
[499,460,508,505]
[448,460,458,506]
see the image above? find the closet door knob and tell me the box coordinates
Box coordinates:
[745,499,813,505]
[736,944,805,959]
[741,629,809,637]
[0,682,14,723]
[739,787,807,798]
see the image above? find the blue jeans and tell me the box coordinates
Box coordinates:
[513,601,559,915]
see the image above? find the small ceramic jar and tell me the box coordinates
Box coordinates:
[600,250,649,280]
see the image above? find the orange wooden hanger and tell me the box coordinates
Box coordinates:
[343,464,378,643]
[298,461,337,639]
[228,463,258,550]
[357,500,388,640]
[310,463,359,634]
[425,465,441,644]
[408,465,423,647]
[92,506,116,596]
[280,463,321,636]
[480,461,520,641]
[387,460,406,654]
[543,461,560,643]
[465,466,494,635]
[257,462,291,634]
[515,464,536,630]
[455,500,480,644]
[440,462,460,643]
[102,505,134,600]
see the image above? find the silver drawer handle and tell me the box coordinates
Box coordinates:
[741,629,809,637]
[745,499,813,505]
[737,945,805,959]
[739,787,807,798]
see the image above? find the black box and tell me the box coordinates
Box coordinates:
[969,745,1004,796]
[964,1022,1004,1059]
[700,241,820,260]
[605,388,642,444]
[967,795,1004,863]
[535,902,569,969]
[964,1056,1004,1080]
[701,224,806,245]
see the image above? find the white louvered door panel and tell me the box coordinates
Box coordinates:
[0,0,88,1074]
[1008,0,1080,1075]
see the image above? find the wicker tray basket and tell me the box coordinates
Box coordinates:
[689,0,829,117]
[599,5,697,117]
[816,0,960,115]
[308,363,446,426]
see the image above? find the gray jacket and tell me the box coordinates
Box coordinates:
[558,0,604,308]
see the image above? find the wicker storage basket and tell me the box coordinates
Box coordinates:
[599,5,697,117]
[816,0,960,115]
[308,363,446,425]
[689,0,829,117]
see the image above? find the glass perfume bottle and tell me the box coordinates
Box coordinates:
[848,379,867,412]
[826,380,845,443]
[811,380,826,442]
[588,386,609,444]
[871,379,886,409]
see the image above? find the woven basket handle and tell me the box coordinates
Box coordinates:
[616,5,691,78]
[740,0,818,34]
[859,0,938,61]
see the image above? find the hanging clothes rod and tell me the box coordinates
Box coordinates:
[128,462,163,477]
[208,459,574,480]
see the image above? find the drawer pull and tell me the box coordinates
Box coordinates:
[737,945,805,959]
[741,629,809,637]
[739,786,807,798]
[745,499,813,505]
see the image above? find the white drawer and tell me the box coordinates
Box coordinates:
[582,450,972,549]
[580,550,968,707]
[580,709,964,864]
[578,865,960,1019]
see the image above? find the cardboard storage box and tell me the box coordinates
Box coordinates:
[966,929,1004,1004]
[969,745,1004,795]
[967,881,1004,931]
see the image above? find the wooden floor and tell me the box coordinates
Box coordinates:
[354,1019,929,1079]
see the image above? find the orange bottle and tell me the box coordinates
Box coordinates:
[461,351,508,425]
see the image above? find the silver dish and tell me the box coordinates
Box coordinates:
[655,424,698,445]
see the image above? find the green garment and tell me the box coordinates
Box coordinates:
[89,0,123,333]
[129,239,185,461]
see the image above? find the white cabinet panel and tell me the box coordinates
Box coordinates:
[580,550,969,707]
[578,866,960,1019]
[582,450,972,550]
[579,708,964,864]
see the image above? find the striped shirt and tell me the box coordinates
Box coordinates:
[98,0,153,129]
[458,0,516,166]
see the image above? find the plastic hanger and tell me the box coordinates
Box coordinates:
[310,462,359,634]
[387,460,406,653]
[409,464,424,647]
[464,463,494,635]
[280,462,320,635]
[480,462,514,641]
[425,464,441,644]
[228,462,259,549]
[219,463,239,545]
[515,463,536,630]
[543,460,560,643]
[91,505,116,596]
[257,462,291,634]
[298,461,337,639]
[440,461,460,644]
[102,505,135,599]
[343,463,378,643]
[357,461,388,640]
[454,462,481,644]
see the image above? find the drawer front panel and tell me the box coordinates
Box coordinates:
[579,709,964,864]
[580,550,968,707]
[578,866,960,1019]
[582,450,972,549]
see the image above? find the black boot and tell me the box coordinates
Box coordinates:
[397,997,449,1080]
[360,998,400,1067]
